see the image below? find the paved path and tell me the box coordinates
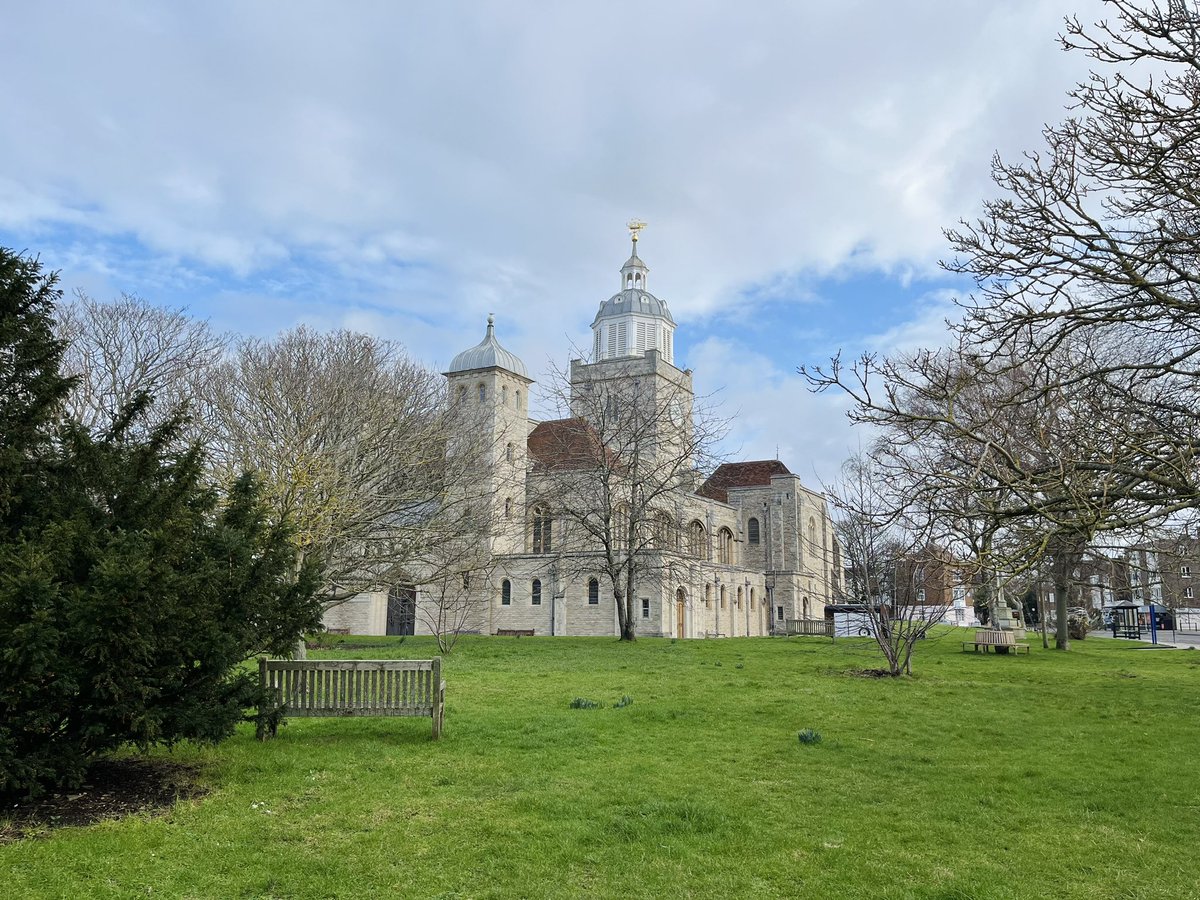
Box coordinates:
[1086,629,1200,649]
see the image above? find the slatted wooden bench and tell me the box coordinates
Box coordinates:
[784,618,835,638]
[496,628,535,637]
[962,629,1030,655]
[257,658,445,740]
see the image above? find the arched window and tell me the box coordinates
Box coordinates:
[654,513,676,551]
[748,517,760,545]
[532,505,553,553]
[515,390,521,409]
[750,587,756,610]
[506,442,514,463]
[532,579,542,606]
[720,586,727,610]
[504,497,513,519]
[501,385,508,405]
[705,584,712,608]
[808,517,817,551]
[501,579,511,606]
[458,385,467,405]
[613,504,630,547]
[718,528,734,564]
[588,578,600,604]
[688,520,707,559]
[478,383,486,402]
[736,586,743,609]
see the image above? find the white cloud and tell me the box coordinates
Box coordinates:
[1,0,1112,477]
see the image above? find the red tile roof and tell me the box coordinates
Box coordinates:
[527,418,612,471]
[697,460,791,503]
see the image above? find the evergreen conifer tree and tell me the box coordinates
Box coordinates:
[0,248,321,796]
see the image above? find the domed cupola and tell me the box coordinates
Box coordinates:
[591,222,676,364]
[447,314,528,378]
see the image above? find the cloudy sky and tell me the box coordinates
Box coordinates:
[0,0,1105,486]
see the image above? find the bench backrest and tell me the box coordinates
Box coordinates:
[975,630,1015,646]
[260,658,441,714]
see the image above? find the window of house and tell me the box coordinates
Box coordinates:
[654,513,675,550]
[1186,586,1194,599]
[705,584,712,608]
[532,579,542,605]
[501,579,511,605]
[718,528,734,564]
[515,390,521,408]
[688,521,707,559]
[748,517,760,545]
[777,606,784,621]
[506,442,514,463]
[588,578,599,604]
[458,385,467,405]
[613,504,630,547]
[736,587,742,609]
[1183,565,1192,578]
[749,588,755,610]
[478,384,486,402]
[532,505,553,553]
[720,586,727,610]
[501,385,508,405]
[504,497,513,519]
[916,588,926,602]
[641,598,650,618]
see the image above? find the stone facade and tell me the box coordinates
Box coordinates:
[323,233,840,638]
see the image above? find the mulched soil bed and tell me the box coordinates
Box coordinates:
[0,757,204,842]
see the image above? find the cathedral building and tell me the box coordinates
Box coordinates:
[324,230,840,638]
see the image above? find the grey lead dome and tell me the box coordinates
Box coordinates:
[447,314,528,377]
[591,289,676,327]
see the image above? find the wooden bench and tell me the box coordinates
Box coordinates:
[257,658,445,740]
[783,618,834,638]
[962,629,1030,655]
[496,628,535,637]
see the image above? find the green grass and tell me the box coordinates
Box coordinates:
[4,632,1200,899]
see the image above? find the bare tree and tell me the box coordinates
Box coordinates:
[804,328,1196,649]
[950,2,1200,379]
[530,359,728,641]
[415,553,499,654]
[208,326,494,609]
[829,452,948,676]
[55,291,227,438]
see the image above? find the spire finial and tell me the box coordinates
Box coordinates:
[486,313,495,336]
[627,218,646,252]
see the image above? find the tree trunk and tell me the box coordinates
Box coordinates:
[620,568,638,642]
[1052,546,1083,651]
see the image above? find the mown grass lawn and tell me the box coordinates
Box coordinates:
[4,631,1200,899]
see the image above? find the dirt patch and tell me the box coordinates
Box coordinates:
[0,757,205,842]
[849,668,898,678]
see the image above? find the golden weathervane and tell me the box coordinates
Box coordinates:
[627,219,647,244]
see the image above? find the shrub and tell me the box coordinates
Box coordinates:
[569,698,602,709]
[797,728,823,745]
[614,696,634,709]
[1067,613,1091,641]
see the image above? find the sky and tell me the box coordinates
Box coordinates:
[0,0,1107,488]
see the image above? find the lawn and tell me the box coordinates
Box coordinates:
[3,631,1200,899]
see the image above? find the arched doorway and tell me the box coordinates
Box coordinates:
[676,588,687,638]
[387,584,416,636]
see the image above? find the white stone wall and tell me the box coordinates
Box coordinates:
[323,592,386,634]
